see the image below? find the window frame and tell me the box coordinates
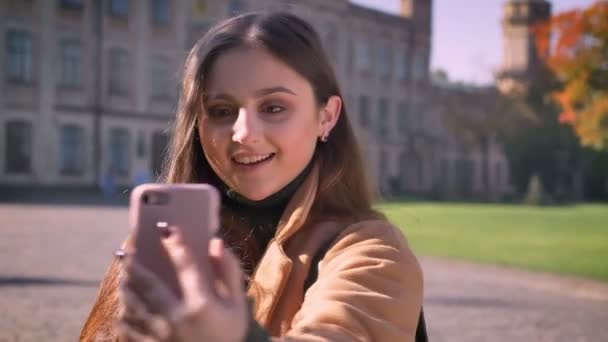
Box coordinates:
[108,0,129,18]
[149,55,171,99]
[358,95,371,129]
[109,127,131,177]
[108,47,130,96]
[5,120,33,174]
[59,124,84,175]
[60,0,84,10]
[5,29,33,84]
[150,0,170,26]
[58,39,82,88]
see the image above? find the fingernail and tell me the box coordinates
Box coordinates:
[157,225,174,239]
[114,249,127,260]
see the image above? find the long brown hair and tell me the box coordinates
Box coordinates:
[80,11,379,341]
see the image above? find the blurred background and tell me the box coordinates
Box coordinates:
[0,0,606,341]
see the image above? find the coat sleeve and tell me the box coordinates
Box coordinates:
[274,221,424,342]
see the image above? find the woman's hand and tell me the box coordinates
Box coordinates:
[117,229,248,342]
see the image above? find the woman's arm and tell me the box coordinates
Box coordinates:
[277,221,424,341]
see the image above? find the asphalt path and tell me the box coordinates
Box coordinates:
[1,204,606,341]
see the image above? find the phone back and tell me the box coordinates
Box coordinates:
[129,183,220,299]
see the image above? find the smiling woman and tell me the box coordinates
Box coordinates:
[200,47,340,201]
[80,11,425,342]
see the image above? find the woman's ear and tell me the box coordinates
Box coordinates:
[318,96,342,139]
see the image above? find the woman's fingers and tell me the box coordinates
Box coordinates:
[124,258,179,316]
[208,238,231,298]
[160,226,211,308]
[118,285,172,341]
[117,321,158,342]
[208,239,245,306]
[222,247,246,307]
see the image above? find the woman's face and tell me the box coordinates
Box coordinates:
[198,47,340,201]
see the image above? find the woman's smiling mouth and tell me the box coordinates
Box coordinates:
[232,153,275,166]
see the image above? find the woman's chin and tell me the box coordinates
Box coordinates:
[236,186,280,202]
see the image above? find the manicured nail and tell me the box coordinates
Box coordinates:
[157,225,174,239]
[114,249,127,260]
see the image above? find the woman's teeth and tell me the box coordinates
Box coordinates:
[233,153,274,165]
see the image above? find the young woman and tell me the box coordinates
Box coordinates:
[80,12,424,342]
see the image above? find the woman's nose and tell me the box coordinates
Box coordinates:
[232,108,260,144]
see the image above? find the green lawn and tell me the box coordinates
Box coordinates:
[377,203,608,281]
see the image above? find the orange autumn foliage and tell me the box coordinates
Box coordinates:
[534,1,608,150]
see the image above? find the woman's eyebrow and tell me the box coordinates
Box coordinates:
[205,93,234,102]
[205,86,296,101]
[254,86,296,97]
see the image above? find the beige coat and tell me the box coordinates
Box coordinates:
[82,163,423,341]
[247,165,424,341]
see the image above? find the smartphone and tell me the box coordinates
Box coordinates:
[128,183,220,299]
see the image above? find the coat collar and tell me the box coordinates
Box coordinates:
[274,161,319,244]
[246,162,319,326]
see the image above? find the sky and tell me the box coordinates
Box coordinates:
[351,0,595,85]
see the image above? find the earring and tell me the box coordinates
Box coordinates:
[320,131,329,142]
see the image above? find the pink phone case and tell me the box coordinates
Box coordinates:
[129,183,220,299]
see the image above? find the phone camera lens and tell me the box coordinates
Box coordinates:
[142,194,149,204]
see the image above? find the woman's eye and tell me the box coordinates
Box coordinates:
[263,105,285,114]
[207,106,236,118]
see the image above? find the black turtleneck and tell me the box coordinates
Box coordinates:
[215,159,314,251]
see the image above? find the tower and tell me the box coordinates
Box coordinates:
[400,0,433,35]
[496,0,552,94]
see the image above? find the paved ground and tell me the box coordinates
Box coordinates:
[1,204,607,341]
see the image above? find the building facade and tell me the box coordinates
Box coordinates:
[0,0,513,199]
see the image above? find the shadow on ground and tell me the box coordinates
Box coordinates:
[0,276,100,288]
[0,186,130,207]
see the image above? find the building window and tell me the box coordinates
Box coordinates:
[495,162,503,187]
[5,30,33,83]
[411,102,423,130]
[377,43,391,79]
[151,0,170,25]
[193,0,207,16]
[58,39,81,88]
[151,131,169,176]
[379,149,388,191]
[149,56,171,99]
[395,47,409,81]
[398,101,408,131]
[108,48,129,95]
[358,95,370,128]
[323,23,339,63]
[60,0,83,9]
[109,127,130,176]
[136,130,146,158]
[108,0,129,17]
[229,0,244,14]
[378,98,390,139]
[59,124,83,175]
[5,121,32,174]
[412,51,428,81]
[355,37,372,74]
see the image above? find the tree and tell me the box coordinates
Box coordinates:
[535,1,608,150]
[439,86,534,200]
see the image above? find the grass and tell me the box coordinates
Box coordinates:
[377,202,608,282]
